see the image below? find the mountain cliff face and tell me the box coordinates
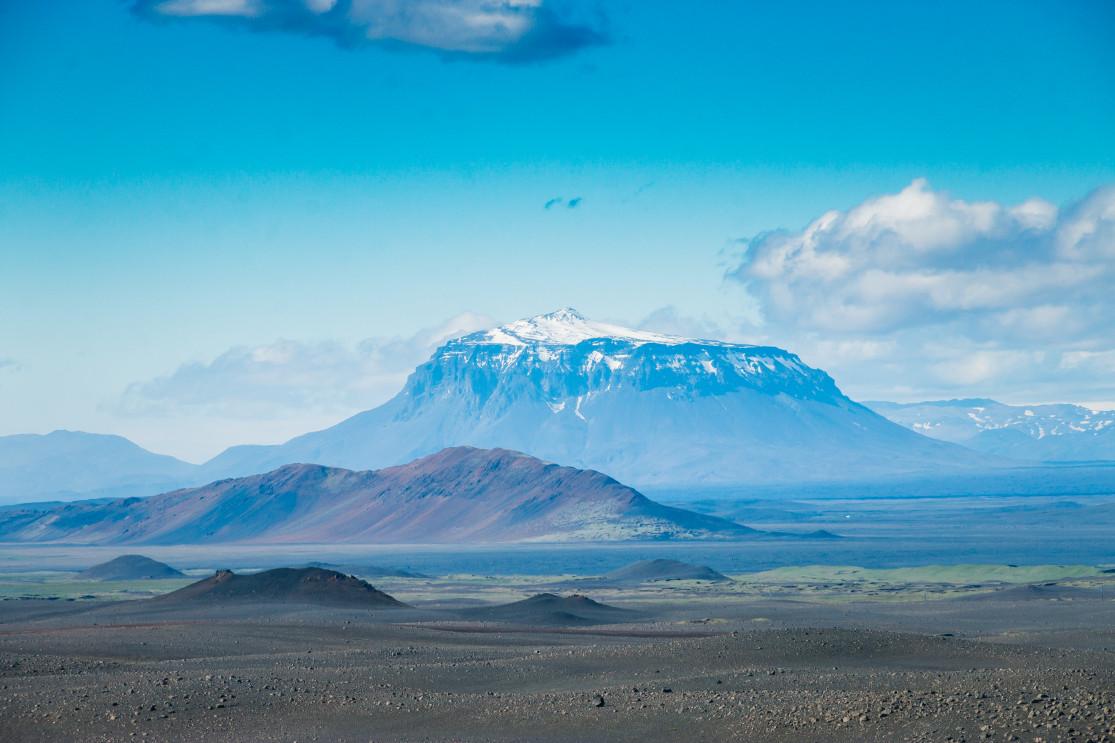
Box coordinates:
[203,309,988,487]
[0,447,757,544]
[868,399,1115,462]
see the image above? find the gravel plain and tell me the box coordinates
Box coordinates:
[1,583,1113,742]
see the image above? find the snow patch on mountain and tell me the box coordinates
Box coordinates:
[868,399,1115,462]
[467,307,691,348]
[199,309,991,487]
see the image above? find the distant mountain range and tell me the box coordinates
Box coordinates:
[0,447,760,544]
[867,399,1115,462]
[2,310,1036,505]
[0,430,197,504]
[196,309,991,488]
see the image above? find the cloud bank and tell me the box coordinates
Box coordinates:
[117,312,493,418]
[132,0,606,62]
[724,180,1115,403]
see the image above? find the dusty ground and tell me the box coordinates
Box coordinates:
[1,581,1114,742]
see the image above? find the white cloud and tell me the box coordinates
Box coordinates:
[636,306,736,343]
[133,0,605,62]
[116,312,493,419]
[727,180,1115,403]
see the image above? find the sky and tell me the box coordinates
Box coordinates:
[2,0,1114,462]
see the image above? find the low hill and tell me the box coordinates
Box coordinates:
[157,568,406,607]
[460,593,636,626]
[603,558,731,583]
[0,447,760,544]
[298,562,431,579]
[79,554,184,580]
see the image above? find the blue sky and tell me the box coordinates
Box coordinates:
[2,0,1114,460]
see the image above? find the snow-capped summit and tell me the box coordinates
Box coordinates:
[202,309,991,487]
[465,308,692,347]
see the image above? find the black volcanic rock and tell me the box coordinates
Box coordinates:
[460,593,636,626]
[79,554,184,580]
[297,562,430,579]
[603,559,731,584]
[0,447,758,544]
[157,568,406,607]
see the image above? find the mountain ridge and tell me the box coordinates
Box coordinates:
[868,399,1115,462]
[0,446,761,545]
[0,430,197,505]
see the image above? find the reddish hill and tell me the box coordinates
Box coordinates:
[0,447,757,544]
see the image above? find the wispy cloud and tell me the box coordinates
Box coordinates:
[724,180,1115,402]
[637,306,733,342]
[115,312,493,418]
[0,358,20,373]
[543,195,582,209]
[132,0,607,63]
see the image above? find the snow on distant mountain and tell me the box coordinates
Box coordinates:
[867,399,1115,462]
[0,430,199,505]
[200,308,991,487]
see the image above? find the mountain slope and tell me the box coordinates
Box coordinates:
[868,399,1115,462]
[0,447,759,544]
[0,430,198,505]
[202,308,992,487]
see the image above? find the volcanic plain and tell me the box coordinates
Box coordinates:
[1,555,1113,743]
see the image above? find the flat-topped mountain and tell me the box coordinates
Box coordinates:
[0,447,759,544]
[200,308,990,488]
[158,567,405,607]
[78,554,184,581]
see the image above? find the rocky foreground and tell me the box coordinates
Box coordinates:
[0,597,1112,742]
